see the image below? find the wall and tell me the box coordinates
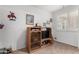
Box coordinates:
[0,30,5,48]
[52,6,79,47]
[0,5,52,50]
[0,9,5,48]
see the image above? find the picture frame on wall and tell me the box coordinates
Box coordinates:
[50,18,52,22]
[26,14,34,25]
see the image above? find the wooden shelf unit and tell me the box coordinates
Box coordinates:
[27,27,41,53]
[26,27,53,53]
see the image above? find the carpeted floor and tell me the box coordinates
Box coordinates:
[12,41,79,54]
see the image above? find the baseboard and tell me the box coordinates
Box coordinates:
[54,40,78,48]
[12,47,27,52]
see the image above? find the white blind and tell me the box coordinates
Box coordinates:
[56,9,79,31]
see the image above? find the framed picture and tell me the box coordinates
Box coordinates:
[26,14,34,25]
[50,18,52,22]
[43,22,46,27]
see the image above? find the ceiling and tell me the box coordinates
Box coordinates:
[32,5,63,12]
[0,5,69,13]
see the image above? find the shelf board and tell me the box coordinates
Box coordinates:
[31,46,41,50]
[31,31,41,32]
[41,38,51,42]
[31,41,41,45]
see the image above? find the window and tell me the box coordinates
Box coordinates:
[68,10,78,31]
[57,13,68,31]
[56,9,79,31]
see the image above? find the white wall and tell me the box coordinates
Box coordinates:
[0,30,5,48]
[0,5,52,50]
[0,11,5,48]
[52,6,79,47]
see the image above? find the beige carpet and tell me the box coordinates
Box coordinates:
[12,41,79,54]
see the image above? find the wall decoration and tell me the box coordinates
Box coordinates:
[0,18,4,29]
[43,22,46,27]
[43,18,52,27]
[26,14,34,25]
[47,21,50,24]
[35,23,38,27]
[8,11,16,21]
[50,18,52,22]
[0,24,4,29]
